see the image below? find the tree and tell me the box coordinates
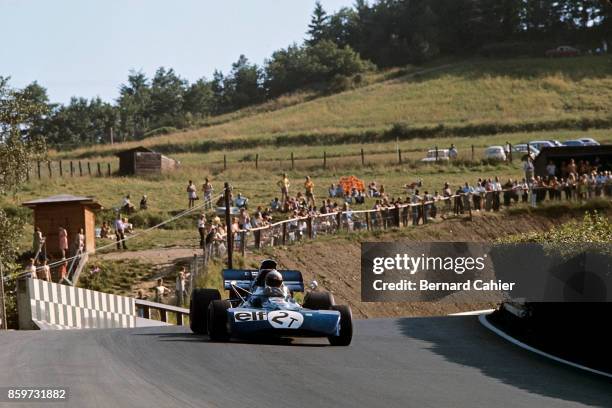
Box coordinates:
[306,1,330,46]
[0,77,47,271]
[149,67,188,128]
[222,55,265,110]
[117,70,151,140]
[183,78,214,120]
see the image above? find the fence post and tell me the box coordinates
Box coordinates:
[307,217,313,239]
[224,182,233,269]
[47,161,52,178]
[282,223,287,246]
[255,154,259,169]
[398,149,402,164]
[97,163,101,176]
[70,161,74,177]
[336,212,342,232]
[435,146,439,162]
[159,309,167,323]
[291,152,294,170]
[176,312,184,326]
[323,151,327,169]
[361,148,365,166]
[59,160,63,177]
[0,264,6,330]
[240,231,246,257]
[471,145,475,162]
[87,162,91,175]
[193,254,198,282]
[365,212,371,231]
[79,161,83,176]
[107,163,111,176]
[37,161,41,179]
[223,155,227,171]
[508,142,513,163]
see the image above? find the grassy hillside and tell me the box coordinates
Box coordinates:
[60,56,612,158]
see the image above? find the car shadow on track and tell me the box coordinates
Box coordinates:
[132,331,329,347]
[396,316,611,406]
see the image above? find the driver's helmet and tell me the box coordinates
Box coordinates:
[265,270,283,288]
[264,270,285,297]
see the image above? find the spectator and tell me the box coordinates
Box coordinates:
[122,194,135,214]
[277,173,290,207]
[546,161,557,178]
[153,278,170,303]
[176,267,190,306]
[123,217,133,233]
[26,258,37,279]
[197,214,206,248]
[75,228,85,255]
[442,182,452,214]
[422,191,432,224]
[461,182,473,211]
[203,177,214,209]
[186,180,198,209]
[304,176,315,207]
[474,180,485,211]
[32,226,45,262]
[115,215,127,250]
[139,195,148,210]
[270,197,281,211]
[523,157,534,181]
[57,258,68,282]
[329,184,336,197]
[492,177,502,211]
[449,144,458,160]
[368,182,380,197]
[411,190,421,225]
[100,221,111,239]
[58,226,69,258]
[235,193,249,209]
[39,260,51,282]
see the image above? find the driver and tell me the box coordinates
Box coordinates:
[263,269,286,297]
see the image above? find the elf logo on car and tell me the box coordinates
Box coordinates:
[268,311,304,329]
[234,311,267,322]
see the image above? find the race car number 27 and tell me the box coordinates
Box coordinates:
[268,311,304,329]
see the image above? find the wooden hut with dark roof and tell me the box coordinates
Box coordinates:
[115,146,179,176]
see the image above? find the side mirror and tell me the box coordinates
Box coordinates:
[309,280,318,290]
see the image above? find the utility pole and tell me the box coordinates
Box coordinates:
[110,127,114,145]
[224,182,233,269]
[0,264,7,330]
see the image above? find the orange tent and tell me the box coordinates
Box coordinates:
[339,176,365,194]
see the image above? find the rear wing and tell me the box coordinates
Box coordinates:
[222,269,304,292]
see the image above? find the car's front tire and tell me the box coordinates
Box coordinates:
[329,305,353,346]
[208,299,232,341]
[190,288,221,334]
[303,291,335,310]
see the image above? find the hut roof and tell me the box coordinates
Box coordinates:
[22,194,102,209]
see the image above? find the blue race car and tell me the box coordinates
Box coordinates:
[189,261,352,346]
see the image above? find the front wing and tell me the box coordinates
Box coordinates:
[228,308,341,338]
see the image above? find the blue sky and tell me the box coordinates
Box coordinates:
[0,0,354,104]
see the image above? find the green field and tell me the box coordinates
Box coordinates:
[57,56,612,158]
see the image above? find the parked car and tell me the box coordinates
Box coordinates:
[421,149,450,162]
[529,140,556,151]
[545,45,580,58]
[484,146,507,162]
[512,144,540,159]
[562,140,586,147]
[578,138,600,146]
[549,139,563,147]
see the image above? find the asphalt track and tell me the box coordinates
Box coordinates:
[0,316,610,408]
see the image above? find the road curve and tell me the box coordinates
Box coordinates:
[0,316,609,408]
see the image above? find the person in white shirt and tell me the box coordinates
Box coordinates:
[546,161,557,178]
[114,216,127,250]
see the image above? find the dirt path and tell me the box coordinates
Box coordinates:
[97,247,200,265]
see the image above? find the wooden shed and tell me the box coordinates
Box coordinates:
[115,146,179,176]
[22,194,102,257]
[534,145,612,177]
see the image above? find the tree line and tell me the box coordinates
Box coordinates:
[12,0,612,148]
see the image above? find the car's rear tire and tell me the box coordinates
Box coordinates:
[189,288,220,334]
[303,291,335,310]
[208,299,232,341]
[328,305,352,346]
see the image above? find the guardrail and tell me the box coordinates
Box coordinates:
[135,299,189,326]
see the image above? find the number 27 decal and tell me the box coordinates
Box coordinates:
[268,310,304,329]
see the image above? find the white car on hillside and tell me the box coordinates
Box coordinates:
[484,146,507,162]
